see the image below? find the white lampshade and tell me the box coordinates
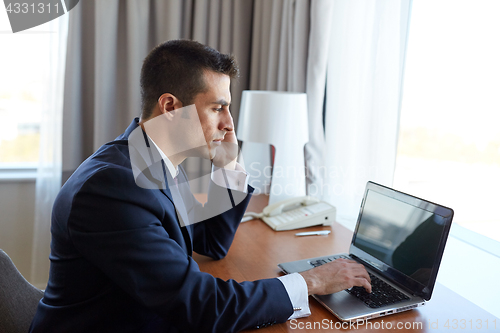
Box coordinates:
[238,90,309,205]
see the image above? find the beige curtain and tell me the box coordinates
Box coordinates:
[62,0,254,189]
[249,0,310,92]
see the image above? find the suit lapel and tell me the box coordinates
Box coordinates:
[123,119,193,255]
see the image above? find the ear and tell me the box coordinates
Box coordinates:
[158,93,183,114]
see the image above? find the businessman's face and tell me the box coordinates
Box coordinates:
[192,70,235,160]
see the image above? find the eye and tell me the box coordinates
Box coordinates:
[213,107,223,112]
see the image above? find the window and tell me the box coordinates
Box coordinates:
[394,0,500,243]
[0,9,54,167]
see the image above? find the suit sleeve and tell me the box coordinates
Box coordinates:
[67,166,292,332]
[190,182,254,259]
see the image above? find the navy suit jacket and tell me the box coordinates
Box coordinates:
[30,119,293,333]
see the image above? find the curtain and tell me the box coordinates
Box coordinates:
[303,0,334,202]
[249,0,309,92]
[31,15,69,288]
[62,0,254,193]
[308,0,412,229]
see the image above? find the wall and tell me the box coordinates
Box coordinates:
[0,179,36,283]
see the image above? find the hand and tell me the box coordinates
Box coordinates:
[211,130,239,170]
[299,258,372,295]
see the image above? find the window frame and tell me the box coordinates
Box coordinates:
[0,163,37,182]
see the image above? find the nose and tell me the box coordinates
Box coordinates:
[219,109,234,132]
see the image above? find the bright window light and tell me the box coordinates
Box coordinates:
[394,0,500,242]
[0,8,53,165]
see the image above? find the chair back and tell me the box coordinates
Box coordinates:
[0,249,44,333]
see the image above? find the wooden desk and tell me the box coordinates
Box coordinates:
[192,195,498,332]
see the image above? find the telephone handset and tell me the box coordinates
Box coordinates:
[262,196,321,217]
[248,196,336,231]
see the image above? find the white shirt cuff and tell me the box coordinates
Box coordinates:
[277,273,311,319]
[211,163,248,193]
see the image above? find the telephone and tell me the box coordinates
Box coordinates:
[243,196,336,231]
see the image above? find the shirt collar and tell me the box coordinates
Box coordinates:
[147,136,179,179]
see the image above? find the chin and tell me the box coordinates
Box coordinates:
[200,147,214,160]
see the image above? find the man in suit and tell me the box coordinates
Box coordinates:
[30,40,371,333]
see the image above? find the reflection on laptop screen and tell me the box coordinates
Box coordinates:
[353,190,448,286]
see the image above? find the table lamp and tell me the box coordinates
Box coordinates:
[237,90,309,205]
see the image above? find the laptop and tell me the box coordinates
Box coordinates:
[278,181,454,322]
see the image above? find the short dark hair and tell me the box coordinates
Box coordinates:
[140,40,239,119]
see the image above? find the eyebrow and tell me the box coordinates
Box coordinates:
[211,99,230,106]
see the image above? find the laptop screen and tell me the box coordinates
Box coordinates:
[351,182,453,299]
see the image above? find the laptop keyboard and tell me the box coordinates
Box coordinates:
[309,256,410,308]
[347,273,410,308]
